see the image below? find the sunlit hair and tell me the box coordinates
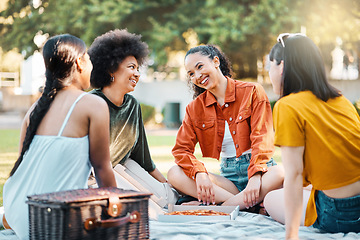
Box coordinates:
[185,45,232,99]
[88,29,149,88]
[10,34,86,176]
[269,35,340,101]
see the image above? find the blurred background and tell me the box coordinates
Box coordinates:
[0,0,360,127]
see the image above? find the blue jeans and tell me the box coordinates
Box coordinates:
[312,190,360,233]
[220,154,276,192]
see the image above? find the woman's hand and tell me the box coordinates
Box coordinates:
[195,172,215,205]
[242,172,261,208]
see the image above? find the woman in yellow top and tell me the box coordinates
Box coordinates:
[264,33,360,240]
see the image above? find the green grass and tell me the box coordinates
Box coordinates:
[146,135,176,147]
[0,129,20,154]
[0,129,20,207]
[273,147,281,164]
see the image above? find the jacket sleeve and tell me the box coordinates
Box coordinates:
[172,105,207,180]
[247,84,275,179]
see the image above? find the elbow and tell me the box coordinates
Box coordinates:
[284,170,303,187]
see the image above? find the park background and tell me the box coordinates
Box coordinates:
[1,0,360,211]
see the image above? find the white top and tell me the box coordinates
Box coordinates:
[221,121,237,158]
[3,92,91,240]
[221,121,251,158]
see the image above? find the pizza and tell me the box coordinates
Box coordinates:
[165,209,229,216]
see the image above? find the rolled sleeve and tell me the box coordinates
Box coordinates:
[172,107,208,180]
[247,85,275,179]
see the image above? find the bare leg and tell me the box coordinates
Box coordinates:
[208,172,240,195]
[222,165,285,209]
[263,187,311,225]
[167,165,235,204]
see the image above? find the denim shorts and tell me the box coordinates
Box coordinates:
[219,153,276,192]
[312,190,360,233]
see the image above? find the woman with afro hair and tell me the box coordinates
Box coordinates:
[88,29,178,213]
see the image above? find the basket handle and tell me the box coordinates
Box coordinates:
[84,211,141,230]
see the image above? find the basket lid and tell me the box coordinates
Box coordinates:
[27,187,151,204]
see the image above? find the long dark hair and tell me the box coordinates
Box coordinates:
[9,34,86,177]
[269,35,340,101]
[185,45,232,99]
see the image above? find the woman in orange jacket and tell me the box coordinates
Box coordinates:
[167,45,284,210]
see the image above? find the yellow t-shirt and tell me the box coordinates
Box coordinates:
[273,91,360,226]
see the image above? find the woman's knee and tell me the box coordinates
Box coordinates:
[264,189,282,207]
[167,165,185,185]
[272,164,285,176]
[267,164,285,185]
[258,165,284,200]
[263,189,286,224]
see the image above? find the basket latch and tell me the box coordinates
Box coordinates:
[107,195,122,217]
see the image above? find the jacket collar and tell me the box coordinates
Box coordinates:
[204,76,235,107]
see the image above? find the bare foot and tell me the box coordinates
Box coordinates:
[259,202,269,216]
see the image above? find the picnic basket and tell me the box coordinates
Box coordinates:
[26,187,151,240]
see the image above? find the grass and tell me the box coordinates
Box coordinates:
[0,129,281,209]
[147,135,176,147]
[0,129,20,207]
[0,129,20,153]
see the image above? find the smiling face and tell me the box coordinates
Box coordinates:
[269,60,283,95]
[112,56,140,93]
[185,52,220,91]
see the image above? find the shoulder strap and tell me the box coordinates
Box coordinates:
[58,92,88,136]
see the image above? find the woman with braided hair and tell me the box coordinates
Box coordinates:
[2,34,116,239]
[167,45,284,209]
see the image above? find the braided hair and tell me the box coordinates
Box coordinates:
[9,34,86,176]
[185,45,232,99]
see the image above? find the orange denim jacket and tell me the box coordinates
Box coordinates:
[172,77,274,180]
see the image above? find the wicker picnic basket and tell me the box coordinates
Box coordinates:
[26,187,151,240]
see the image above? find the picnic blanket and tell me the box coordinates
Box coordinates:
[149,211,360,240]
[1,211,359,239]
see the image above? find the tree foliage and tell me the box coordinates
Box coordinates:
[1,0,360,78]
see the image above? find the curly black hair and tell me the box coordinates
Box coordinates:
[88,29,149,88]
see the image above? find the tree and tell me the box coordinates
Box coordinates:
[1,0,360,78]
[0,0,177,57]
[0,0,297,78]
[289,0,360,71]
